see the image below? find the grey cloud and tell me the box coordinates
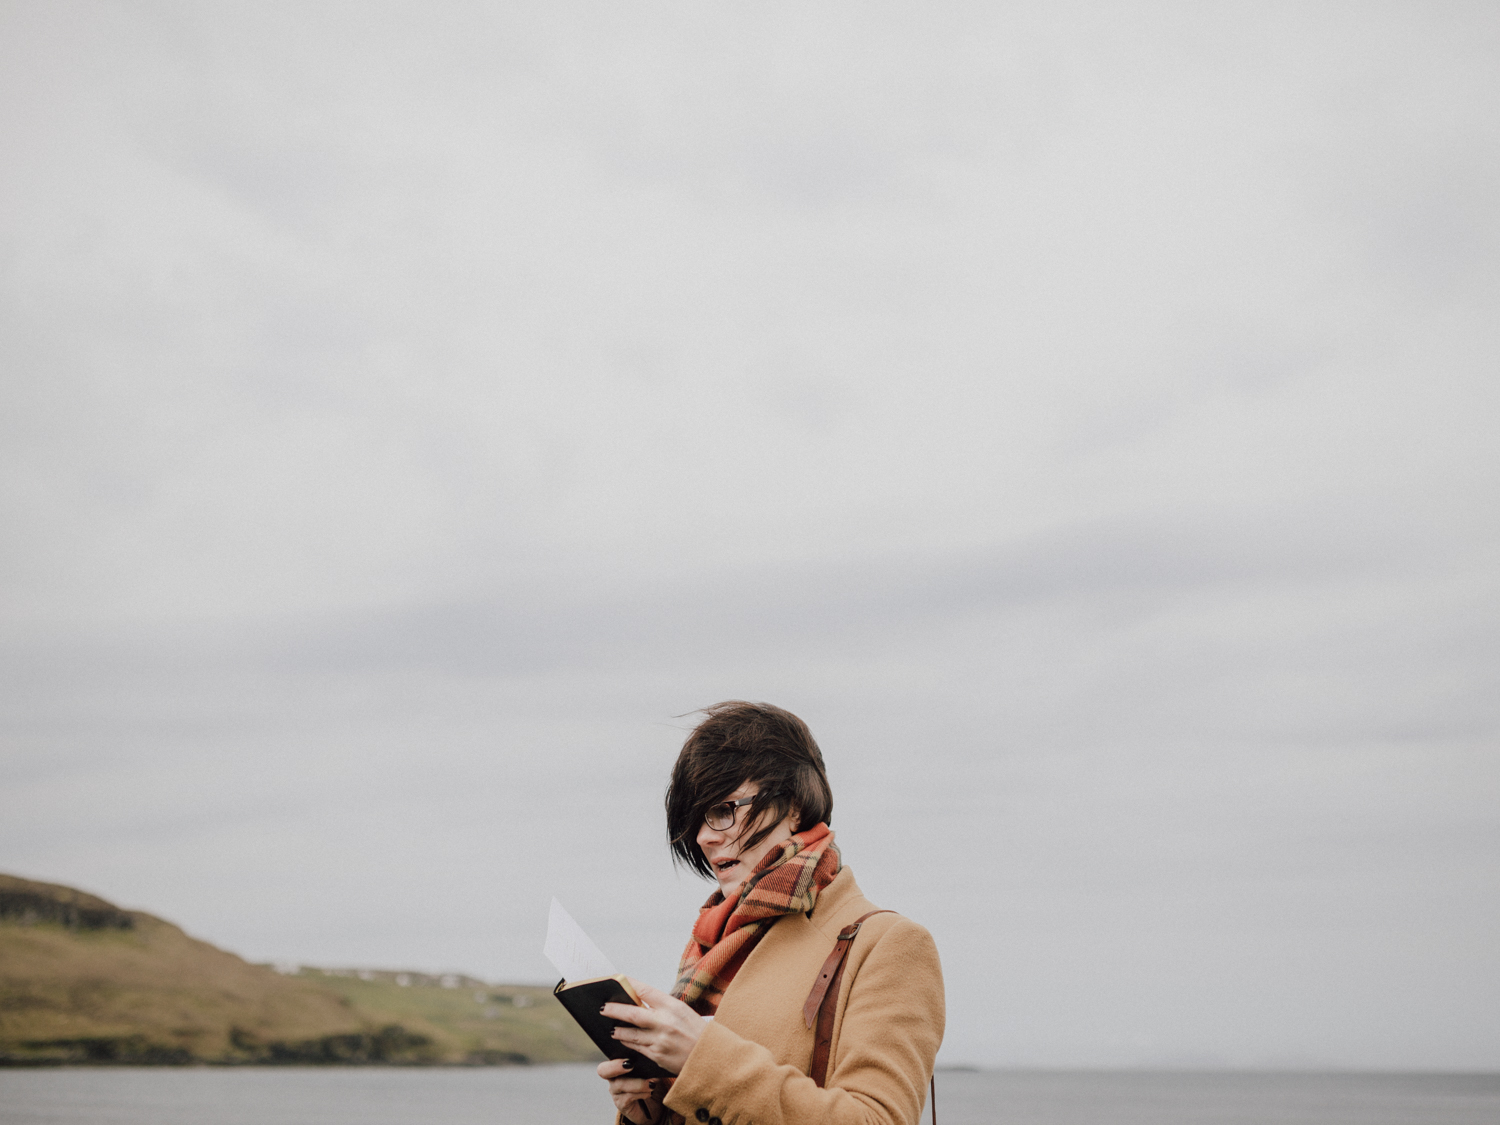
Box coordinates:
[246,505,1453,667]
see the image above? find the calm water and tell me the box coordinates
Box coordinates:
[2,1065,1498,1125]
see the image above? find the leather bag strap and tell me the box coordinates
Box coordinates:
[803,910,938,1122]
[805,910,891,1082]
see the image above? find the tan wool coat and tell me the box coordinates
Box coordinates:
[660,866,945,1125]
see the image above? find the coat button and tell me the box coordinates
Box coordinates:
[695,1110,709,1122]
[709,1118,723,1125]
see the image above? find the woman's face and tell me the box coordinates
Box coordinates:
[696,782,798,893]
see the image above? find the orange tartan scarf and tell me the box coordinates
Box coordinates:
[671,822,841,1015]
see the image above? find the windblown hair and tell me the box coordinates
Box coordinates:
[666,701,834,879]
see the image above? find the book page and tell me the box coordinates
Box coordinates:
[544,897,618,983]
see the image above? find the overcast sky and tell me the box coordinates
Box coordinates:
[2,2,1497,1071]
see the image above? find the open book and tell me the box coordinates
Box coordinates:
[544,898,671,1080]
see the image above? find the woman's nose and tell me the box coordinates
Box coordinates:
[697,819,725,847]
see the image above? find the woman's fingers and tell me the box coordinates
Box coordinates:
[608,1078,656,1097]
[599,980,702,1076]
[597,990,674,1123]
[628,979,692,1015]
[601,1000,654,1028]
[598,1060,650,1088]
[629,980,676,1006]
[599,1056,662,1124]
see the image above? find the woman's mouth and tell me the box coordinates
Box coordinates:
[713,857,739,876]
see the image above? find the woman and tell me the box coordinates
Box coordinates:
[597,701,944,1125]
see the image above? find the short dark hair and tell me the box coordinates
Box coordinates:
[665,701,834,879]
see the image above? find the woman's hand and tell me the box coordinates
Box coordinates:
[602,978,708,1078]
[597,1057,665,1124]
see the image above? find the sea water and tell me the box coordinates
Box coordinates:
[1,1064,1497,1125]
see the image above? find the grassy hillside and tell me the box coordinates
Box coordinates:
[286,969,589,1065]
[0,874,595,1066]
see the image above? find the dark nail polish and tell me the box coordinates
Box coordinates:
[621,1059,634,1071]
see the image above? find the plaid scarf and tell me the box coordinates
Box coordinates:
[671,822,841,1015]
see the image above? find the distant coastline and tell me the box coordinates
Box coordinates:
[0,873,594,1067]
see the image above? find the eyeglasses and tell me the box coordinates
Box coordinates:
[704,796,756,831]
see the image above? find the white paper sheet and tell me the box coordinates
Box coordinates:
[544,897,617,983]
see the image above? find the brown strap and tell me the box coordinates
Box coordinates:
[805,910,892,1083]
[803,909,936,1122]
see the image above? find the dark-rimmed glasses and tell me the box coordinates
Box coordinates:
[704,796,755,831]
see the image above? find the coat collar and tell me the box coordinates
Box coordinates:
[805,864,878,941]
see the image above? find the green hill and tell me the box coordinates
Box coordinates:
[280,967,589,1066]
[0,873,594,1066]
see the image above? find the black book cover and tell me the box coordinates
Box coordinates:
[552,975,672,1079]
